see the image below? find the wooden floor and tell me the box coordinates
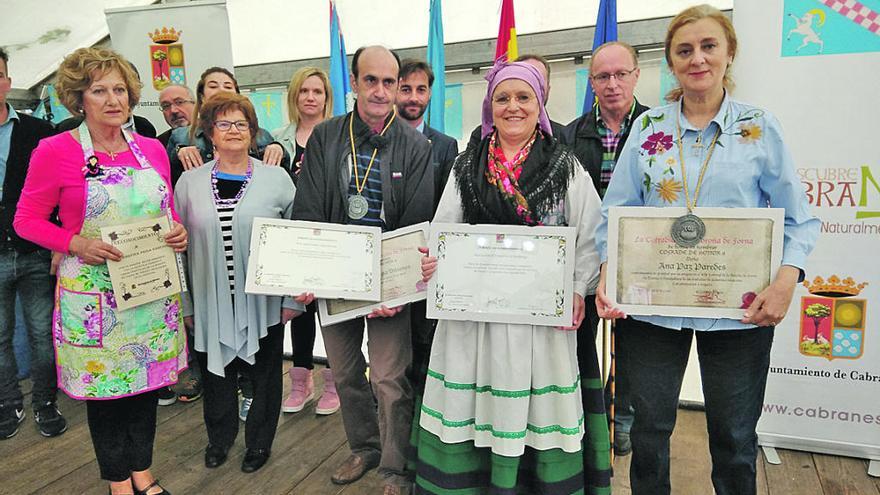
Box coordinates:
[3,363,878,495]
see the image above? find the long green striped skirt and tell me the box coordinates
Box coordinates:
[413,320,611,494]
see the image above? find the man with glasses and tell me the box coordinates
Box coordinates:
[156,84,201,408]
[561,40,649,459]
[157,85,195,156]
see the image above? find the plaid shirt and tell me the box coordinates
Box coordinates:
[595,102,637,197]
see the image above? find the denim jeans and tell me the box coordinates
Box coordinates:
[617,318,774,495]
[0,249,57,408]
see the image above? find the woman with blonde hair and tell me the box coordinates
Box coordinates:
[594,5,819,494]
[271,67,339,417]
[15,47,187,495]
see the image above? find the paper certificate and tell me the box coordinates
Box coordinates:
[426,223,575,326]
[317,222,430,326]
[100,215,183,311]
[607,207,785,318]
[245,219,381,300]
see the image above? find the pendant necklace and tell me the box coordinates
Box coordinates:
[347,110,395,220]
[670,104,721,248]
[92,134,126,161]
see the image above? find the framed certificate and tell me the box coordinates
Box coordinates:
[101,215,184,311]
[426,223,576,326]
[318,222,430,326]
[245,219,382,300]
[607,206,785,318]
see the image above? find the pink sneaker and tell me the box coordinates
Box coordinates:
[282,367,314,413]
[316,368,340,415]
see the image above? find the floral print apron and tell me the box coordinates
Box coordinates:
[53,123,186,399]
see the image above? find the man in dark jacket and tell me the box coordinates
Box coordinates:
[293,45,432,495]
[394,59,458,408]
[395,59,458,209]
[0,48,67,440]
[156,84,195,148]
[560,41,649,457]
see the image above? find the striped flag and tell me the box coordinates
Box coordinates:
[582,0,618,115]
[329,0,352,116]
[426,0,446,132]
[495,0,518,62]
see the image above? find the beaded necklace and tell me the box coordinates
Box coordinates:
[211,158,253,207]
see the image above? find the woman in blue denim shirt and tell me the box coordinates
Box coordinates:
[593,5,820,495]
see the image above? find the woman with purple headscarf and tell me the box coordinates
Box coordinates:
[414,61,609,494]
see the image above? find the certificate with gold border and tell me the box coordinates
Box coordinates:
[607,206,784,318]
[245,219,381,300]
[317,222,430,326]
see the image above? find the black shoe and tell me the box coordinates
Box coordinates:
[204,443,230,468]
[34,401,68,438]
[241,448,270,473]
[157,387,177,406]
[614,430,632,456]
[0,403,24,439]
[134,479,171,495]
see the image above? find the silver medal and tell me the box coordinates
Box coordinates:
[348,194,369,220]
[671,213,705,248]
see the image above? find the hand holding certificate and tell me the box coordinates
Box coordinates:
[606,206,784,318]
[318,222,429,325]
[100,215,184,311]
[426,223,576,326]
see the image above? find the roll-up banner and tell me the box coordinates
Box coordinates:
[733,0,880,464]
[105,0,234,133]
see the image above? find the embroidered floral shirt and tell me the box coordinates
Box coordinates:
[595,94,820,331]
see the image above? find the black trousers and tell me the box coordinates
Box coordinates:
[408,300,434,397]
[86,391,159,482]
[196,323,284,451]
[289,302,326,369]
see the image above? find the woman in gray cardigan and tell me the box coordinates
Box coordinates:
[175,93,303,474]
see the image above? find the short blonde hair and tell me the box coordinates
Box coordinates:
[664,4,737,102]
[285,67,333,125]
[55,47,142,117]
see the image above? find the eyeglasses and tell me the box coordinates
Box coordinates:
[492,94,535,107]
[590,68,637,85]
[159,98,194,111]
[213,120,250,132]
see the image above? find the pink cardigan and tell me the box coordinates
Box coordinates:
[14,131,179,254]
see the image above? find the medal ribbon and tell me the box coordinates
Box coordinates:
[675,104,721,213]
[348,110,396,195]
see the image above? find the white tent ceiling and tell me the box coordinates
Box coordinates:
[3,0,732,90]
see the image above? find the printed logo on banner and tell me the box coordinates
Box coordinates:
[799,275,868,360]
[148,27,186,90]
[782,0,880,57]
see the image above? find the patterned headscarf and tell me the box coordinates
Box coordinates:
[481,60,553,139]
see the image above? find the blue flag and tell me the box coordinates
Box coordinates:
[329,1,352,116]
[582,0,617,115]
[426,0,446,132]
[247,90,285,132]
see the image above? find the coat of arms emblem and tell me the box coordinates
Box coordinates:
[799,275,868,360]
[148,27,186,90]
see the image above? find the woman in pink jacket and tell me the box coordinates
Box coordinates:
[15,47,187,495]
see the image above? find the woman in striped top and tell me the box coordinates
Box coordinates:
[174,93,303,474]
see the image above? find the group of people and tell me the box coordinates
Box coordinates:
[0,4,819,495]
